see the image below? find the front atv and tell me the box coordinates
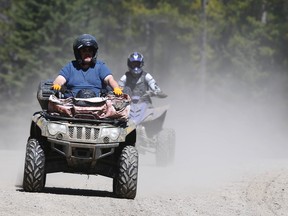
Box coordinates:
[22,80,138,199]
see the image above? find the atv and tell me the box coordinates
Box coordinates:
[128,90,175,166]
[22,80,138,199]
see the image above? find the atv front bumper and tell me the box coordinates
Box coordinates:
[48,137,119,163]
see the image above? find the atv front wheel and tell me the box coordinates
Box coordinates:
[156,128,176,166]
[23,138,46,192]
[113,146,138,199]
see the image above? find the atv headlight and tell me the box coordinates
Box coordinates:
[101,128,120,140]
[47,123,67,136]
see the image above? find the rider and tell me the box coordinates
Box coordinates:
[52,34,122,98]
[118,52,167,105]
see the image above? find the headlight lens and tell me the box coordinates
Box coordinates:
[101,128,120,140]
[47,123,67,135]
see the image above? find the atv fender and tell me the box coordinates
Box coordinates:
[144,105,169,122]
[123,121,137,146]
[30,113,47,139]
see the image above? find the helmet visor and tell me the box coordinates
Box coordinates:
[129,61,142,69]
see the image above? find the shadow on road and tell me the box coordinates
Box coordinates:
[17,187,118,198]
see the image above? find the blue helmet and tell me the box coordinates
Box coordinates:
[127,52,144,75]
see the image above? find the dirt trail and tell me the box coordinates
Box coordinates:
[1,149,288,216]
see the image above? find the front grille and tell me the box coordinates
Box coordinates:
[68,126,100,140]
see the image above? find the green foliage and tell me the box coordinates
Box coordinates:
[0,0,90,104]
[0,0,287,110]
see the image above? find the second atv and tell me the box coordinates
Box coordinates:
[129,90,175,166]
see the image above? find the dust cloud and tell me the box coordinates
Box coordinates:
[138,69,288,195]
[1,66,288,195]
[0,90,39,187]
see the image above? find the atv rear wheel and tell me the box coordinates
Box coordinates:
[23,138,46,192]
[113,146,138,199]
[156,128,176,166]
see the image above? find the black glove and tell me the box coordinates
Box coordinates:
[156,91,168,98]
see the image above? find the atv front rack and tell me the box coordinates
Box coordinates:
[36,111,127,126]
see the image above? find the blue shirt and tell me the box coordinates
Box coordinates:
[59,60,112,97]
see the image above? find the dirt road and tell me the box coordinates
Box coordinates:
[1,148,288,216]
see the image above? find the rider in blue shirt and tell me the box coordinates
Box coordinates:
[52,34,122,98]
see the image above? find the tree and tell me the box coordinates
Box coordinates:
[0,0,288,109]
[0,0,88,108]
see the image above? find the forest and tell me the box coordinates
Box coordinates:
[0,0,288,113]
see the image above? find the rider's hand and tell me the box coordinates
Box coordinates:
[52,84,61,91]
[113,87,123,96]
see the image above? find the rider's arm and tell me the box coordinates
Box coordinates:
[105,75,119,89]
[53,62,71,87]
[118,74,127,88]
[145,73,161,93]
[105,75,123,95]
[53,75,66,86]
